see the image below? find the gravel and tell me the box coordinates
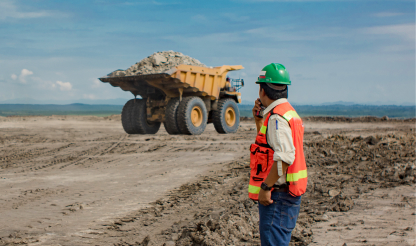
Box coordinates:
[107,51,207,77]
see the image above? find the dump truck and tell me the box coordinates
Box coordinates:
[99,64,244,135]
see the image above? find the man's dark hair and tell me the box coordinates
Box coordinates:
[260,83,288,100]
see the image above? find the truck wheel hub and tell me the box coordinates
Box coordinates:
[225,107,236,127]
[191,106,203,127]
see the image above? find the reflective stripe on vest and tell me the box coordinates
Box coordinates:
[248,184,261,194]
[260,125,267,134]
[282,110,300,121]
[286,169,307,182]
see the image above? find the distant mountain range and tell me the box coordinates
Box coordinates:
[238,104,415,118]
[0,98,130,105]
[240,100,415,106]
[0,98,414,106]
[1,103,414,118]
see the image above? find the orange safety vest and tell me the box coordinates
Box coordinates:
[249,102,307,200]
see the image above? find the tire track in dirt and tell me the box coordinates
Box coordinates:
[0,135,48,145]
[5,188,69,210]
[0,143,76,169]
[3,139,121,172]
[22,143,104,171]
[98,134,128,155]
[58,134,128,169]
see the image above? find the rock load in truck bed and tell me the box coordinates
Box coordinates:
[108,51,207,77]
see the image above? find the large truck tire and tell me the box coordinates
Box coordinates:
[131,99,161,134]
[213,98,240,134]
[163,98,181,135]
[177,97,207,135]
[121,99,138,134]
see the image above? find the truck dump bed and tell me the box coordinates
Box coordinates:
[99,64,243,101]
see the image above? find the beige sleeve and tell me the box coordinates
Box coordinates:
[267,114,296,165]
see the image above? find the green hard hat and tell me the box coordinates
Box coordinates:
[256,63,291,85]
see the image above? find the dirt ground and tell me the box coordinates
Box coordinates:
[0,115,414,246]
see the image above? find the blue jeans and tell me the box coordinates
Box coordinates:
[258,192,302,246]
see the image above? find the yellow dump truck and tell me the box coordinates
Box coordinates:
[99,64,244,135]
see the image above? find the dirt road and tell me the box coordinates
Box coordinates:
[0,116,414,245]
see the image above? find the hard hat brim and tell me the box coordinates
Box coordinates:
[256,79,291,85]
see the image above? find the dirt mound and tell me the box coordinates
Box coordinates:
[108,51,207,77]
[181,133,414,245]
[99,131,415,246]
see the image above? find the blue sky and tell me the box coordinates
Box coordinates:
[0,0,414,105]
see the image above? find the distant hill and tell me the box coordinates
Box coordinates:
[2,98,414,106]
[0,103,414,118]
[0,98,130,105]
[240,100,415,106]
[238,104,415,119]
[0,104,123,117]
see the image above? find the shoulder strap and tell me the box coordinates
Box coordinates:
[260,112,272,149]
[272,101,300,123]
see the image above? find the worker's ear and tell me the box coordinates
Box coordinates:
[259,86,265,97]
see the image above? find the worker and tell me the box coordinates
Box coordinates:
[225,76,232,92]
[249,63,307,245]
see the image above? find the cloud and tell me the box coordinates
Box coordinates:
[244,26,352,41]
[151,0,164,5]
[363,23,415,41]
[95,0,181,6]
[372,12,405,17]
[165,31,248,45]
[222,13,250,22]
[83,94,96,99]
[0,0,59,20]
[20,69,33,81]
[12,69,33,83]
[56,81,72,91]
[91,79,102,88]
[192,14,207,22]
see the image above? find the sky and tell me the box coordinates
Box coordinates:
[0,0,414,105]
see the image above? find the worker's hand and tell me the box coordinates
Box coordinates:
[258,189,273,206]
[252,98,263,121]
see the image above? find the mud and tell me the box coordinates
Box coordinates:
[107,51,206,77]
[0,116,414,246]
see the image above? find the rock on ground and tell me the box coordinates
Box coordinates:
[107,51,207,77]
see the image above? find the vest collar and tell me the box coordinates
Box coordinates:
[262,98,288,117]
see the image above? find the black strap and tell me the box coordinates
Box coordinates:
[255,142,273,149]
[252,177,263,181]
[272,187,288,193]
[272,183,288,189]
[256,164,262,175]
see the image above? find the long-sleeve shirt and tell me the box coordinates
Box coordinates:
[262,98,296,185]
